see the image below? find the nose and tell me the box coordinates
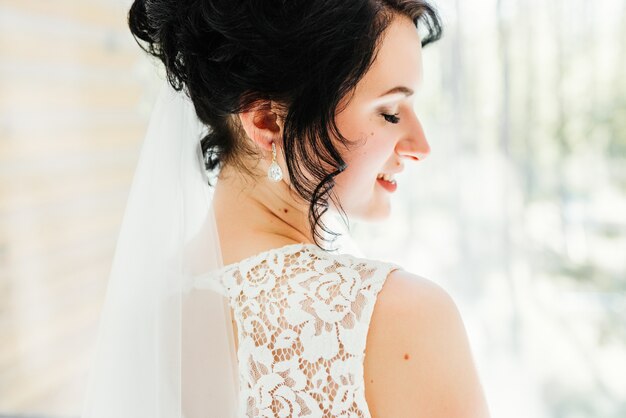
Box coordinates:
[396,112,430,161]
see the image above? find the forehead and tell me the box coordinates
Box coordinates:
[355,15,424,99]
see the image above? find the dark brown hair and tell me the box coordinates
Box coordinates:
[128,0,443,249]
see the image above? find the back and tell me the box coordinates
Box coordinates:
[364,269,491,418]
[196,242,402,417]
[195,243,490,417]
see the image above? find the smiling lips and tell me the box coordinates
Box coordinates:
[376,172,396,182]
[376,174,397,192]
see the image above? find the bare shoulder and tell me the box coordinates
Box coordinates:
[363,269,491,418]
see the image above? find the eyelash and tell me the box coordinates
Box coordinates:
[381,112,401,124]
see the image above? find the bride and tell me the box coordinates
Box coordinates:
[81,0,491,417]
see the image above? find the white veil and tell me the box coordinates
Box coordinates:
[80,82,239,417]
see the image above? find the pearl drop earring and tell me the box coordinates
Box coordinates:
[267,141,283,182]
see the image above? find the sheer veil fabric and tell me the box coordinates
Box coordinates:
[80,80,362,416]
[80,82,239,417]
[81,53,374,414]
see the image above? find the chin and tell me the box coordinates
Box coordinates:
[330,186,392,221]
[352,203,391,222]
[368,210,392,222]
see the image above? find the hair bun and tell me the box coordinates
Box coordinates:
[126,0,443,247]
[128,0,157,48]
[128,0,186,89]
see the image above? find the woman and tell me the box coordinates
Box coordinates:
[82,0,491,417]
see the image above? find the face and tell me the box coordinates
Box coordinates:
[331,14,430,221]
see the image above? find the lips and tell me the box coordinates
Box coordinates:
[376,176,397,192]
[376,172,396,182]
[376,168,403,182]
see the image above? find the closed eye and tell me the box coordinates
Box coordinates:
[381,112,401,124]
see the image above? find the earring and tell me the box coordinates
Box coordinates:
[267,141,283,182]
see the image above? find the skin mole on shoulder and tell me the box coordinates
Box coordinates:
[403,353,410,360]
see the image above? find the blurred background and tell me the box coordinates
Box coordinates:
[0,0,624,417]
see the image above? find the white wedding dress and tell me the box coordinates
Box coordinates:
[194,242,402,418]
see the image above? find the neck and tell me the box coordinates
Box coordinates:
[212,163,316,252]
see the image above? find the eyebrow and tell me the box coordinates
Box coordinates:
[378,86,415,98]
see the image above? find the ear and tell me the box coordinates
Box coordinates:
[237,100,283,153]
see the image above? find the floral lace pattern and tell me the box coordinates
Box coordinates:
[197,243,402,418]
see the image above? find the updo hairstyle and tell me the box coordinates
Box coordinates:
[128,0,443,246]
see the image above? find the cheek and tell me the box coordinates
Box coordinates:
[334,103,375,145]
[335,113,382,164]
[335,138,388,193]
[343,128,389,175]
[332,110,389,192]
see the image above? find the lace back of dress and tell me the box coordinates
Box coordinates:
[196,244,401,418]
